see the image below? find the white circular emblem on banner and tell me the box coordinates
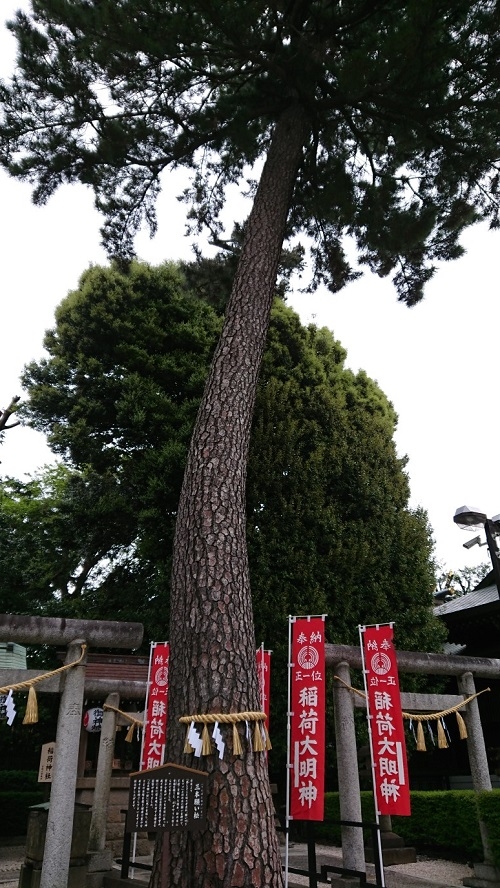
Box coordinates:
[297,645,319,670]
[370,652,391,675]
[154,666,169,686]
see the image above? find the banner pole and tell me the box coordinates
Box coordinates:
[359,625,385,888]
[132,640,156,873]
[138,641,154,770]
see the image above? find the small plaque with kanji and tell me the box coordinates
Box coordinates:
[126,763,208,832]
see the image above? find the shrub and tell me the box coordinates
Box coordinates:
[0,791,45,836]
[477,790,500,868]
[315,790,488,861]
[392,791,483,860]
[0,771,39,791]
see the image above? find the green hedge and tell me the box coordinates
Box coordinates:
[315,790,495,863]
[0,772,44,835]
[0,771,39,791]
[392,791,483,860]
[0,791,45,836]
[477,791,500,868]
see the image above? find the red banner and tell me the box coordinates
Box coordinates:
[360,624,410,816]
[256,647,271,726]
[289,616,325,820]
[139,642,169,771]
[257,647,271,756]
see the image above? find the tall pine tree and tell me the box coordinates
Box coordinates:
[2,3,500,885]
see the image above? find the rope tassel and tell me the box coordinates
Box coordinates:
[232,723,243,755]
[437,718,448,749]
[253,721,265,752]
[23,686,38,725]
[125,722,136,743]
[456,711,468,739]
[201,724,212,755]
[333,674,489,751]
[178,710,269,758]
[263,724,272,751]
[416,721,426,752]
[184,726,194,754]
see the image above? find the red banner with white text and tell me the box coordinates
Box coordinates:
[289,617,325,820]
[360,624,410,816]
[139,641,169,771]
[257,647,271,737]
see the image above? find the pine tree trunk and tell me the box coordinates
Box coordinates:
[150,103,309,887]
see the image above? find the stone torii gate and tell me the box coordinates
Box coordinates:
[3,622,499,887]
[328,643,500,888]
[0,614,144,888]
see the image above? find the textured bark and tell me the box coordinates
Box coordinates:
[150,104,309,887]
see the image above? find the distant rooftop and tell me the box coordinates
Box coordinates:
[434,581,500,652]
[0,642,27,669]
[434,583,498,617]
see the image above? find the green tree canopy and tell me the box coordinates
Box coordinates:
[4,258,445,776]
[2,1,500,304]
[2,262,441,680]
[12,258,443,653]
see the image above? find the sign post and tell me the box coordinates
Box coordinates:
[127,763,208,833]
[38,742,56,783]
[121,763,208,881]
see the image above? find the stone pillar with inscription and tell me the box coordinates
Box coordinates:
[40,639,88,888]
[333,661,365,874]
[459,672,500,888]
[87,692,120,882]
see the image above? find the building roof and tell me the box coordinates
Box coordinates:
[434,583,499,617]
[434,582,500,654]
[55,650,150,686]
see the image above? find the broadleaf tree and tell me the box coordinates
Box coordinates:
[2,3,500,885]
[13,258,443,654]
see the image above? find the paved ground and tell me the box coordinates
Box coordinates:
[0,838,475,887]
[283,842,474,887]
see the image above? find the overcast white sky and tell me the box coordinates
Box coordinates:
[1,5,499,574]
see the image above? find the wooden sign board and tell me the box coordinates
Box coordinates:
[38,742,56,783]
[126,762,208,832]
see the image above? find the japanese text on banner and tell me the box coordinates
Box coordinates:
[290,617,325,821]
[140,642,169,772]
[360,624,410,817]
[256,648,271,735]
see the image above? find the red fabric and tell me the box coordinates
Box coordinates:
[256,648,271,737]
[139,642,169,771]
[290,617,325,820]
[360,625,411,816]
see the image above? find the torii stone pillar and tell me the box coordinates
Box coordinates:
[459,671,500,888]
[40,639,87,888]
[88,692,121,855]
[333,661,365,873]
[0,614,143,888]
[326,643,500,880]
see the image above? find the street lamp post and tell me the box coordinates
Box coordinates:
[453,506,500,597]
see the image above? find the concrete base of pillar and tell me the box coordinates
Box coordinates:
[85,849,114,887]
[365,845,417,866]
[381,846,417,865]
[102,875,145,886]
[463,862,500,888]
[88,850,113,873]
[365,830,416,866]
[19,862,88,888]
